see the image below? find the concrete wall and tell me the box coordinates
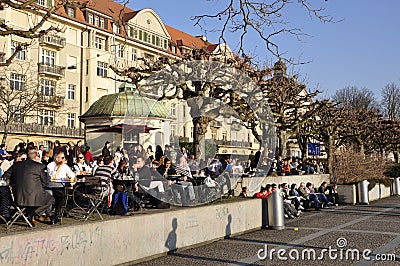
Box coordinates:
[369,184,391,202]
[338,183,392,205]
[0,199,263,266]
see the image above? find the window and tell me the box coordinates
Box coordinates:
[133,29,137,39]
[67,113,75,128]
[11,41,26,60]
[156,36,160,47]
[10,73,25,91]
[85,87,89,102]
[139,30,143,41]
[95,37,105,50]
[171,45,176,53]
[67,84,75,100]
[40,79,55,96]
[131,49,137,61]
[88,14,93,24]
[143,32,148,43]
[190,127,194,138]
[97,62,107,77]
[67,7,75,17]
[86,60,89,75]
[222,132,227,141]
[146,33,151,43]
[11,106,24,123]
[94,16,99,26]
[164,40,168,50]
[183,105,186,117]
[211,132,216,140]
[39,110,54,126]
[152,35,156,45]
[170,103,176,116]
[113,24,121,34]
[99,18,105,28]
[116,44,123,58]
[183,126,186,138]
[41,49,55,65]
[37,0,45,6]
[170,125,176,138]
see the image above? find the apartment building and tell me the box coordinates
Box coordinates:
[0,0,259,156]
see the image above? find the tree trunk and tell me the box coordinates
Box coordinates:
[326,135,334,175]
[193,117,209,161]
[276,130,285,157]
[2,128,8,145]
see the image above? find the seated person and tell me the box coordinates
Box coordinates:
[174,156,196,205]
[253,186,269,198]
[74,153,92,175]
[133,157,164,194]
[327,184,339,206]
[47,151,76,219]
[239,186,249,198]
[306,182,331,208]
[3,148,56,224]
[298,182,320,211]
[271,184,300,218]
[281,183,303,211]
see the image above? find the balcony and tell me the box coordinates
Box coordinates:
[38,63,65,78]
[1,122,84,138]
[39,95,65,107]
[214,139,252,148]
[39,35,66,49]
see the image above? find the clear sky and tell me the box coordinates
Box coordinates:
[129,0,400,100]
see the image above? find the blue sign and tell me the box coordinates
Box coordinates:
[308,143,321,156]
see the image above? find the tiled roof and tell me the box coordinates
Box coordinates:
[52,0,218,56]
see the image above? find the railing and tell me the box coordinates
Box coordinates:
[39,35,66,48]
[39,95,65,107]
[214,139,252,148]
[1,122,84,138]
[38,63,65,77]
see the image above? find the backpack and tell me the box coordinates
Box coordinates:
[112,191,129,215]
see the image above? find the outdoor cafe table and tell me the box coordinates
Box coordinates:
[51,179,91,223]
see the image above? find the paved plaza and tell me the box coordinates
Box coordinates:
[137,196,400,266]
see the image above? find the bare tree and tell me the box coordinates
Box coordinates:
[0,60,65,144]
[191,0,334,57]
[332,86,379,111]
[381,82,400,120]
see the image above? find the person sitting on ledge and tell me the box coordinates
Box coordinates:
[306,182,331,208]
[298,182,320,211]
[239,186,249,198]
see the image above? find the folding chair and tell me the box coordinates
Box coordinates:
[81,182,110,221]
[7,186,34,228]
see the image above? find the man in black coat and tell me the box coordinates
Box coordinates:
[3,148,55,224]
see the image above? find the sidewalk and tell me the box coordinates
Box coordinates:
[138,196,400,265]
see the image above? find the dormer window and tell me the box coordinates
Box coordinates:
[99,18,105,28]
[171,45,176,54]
[88,14,93,24]
[113,24,121,34]
[66,7,76,18]
[37,0,45,6]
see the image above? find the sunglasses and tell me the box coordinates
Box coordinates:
[78,157,84,159]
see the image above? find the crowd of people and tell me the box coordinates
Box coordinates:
[245,181,339,218]
[0,139,334,226]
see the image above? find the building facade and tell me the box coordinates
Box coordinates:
[0,0,259,156]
